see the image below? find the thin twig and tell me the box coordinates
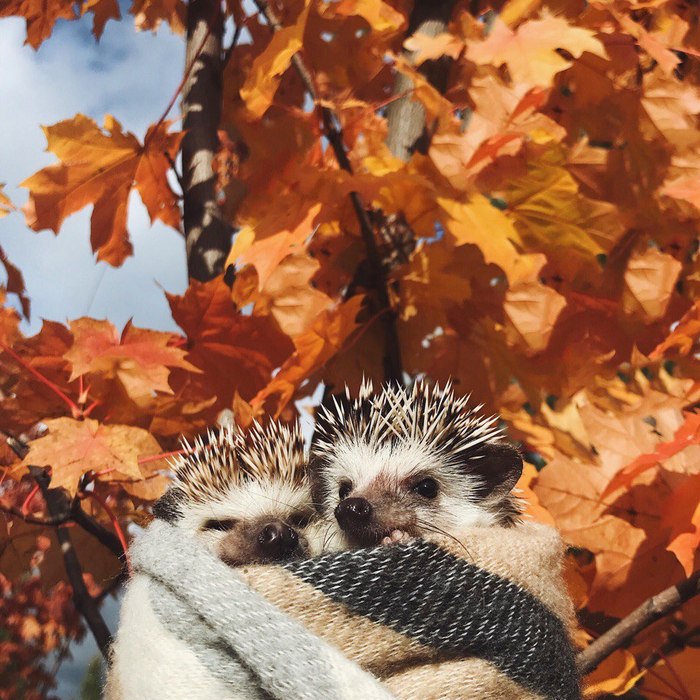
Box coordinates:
[253,0,403,384]
[30,466,113,659]
[576,568,700,675]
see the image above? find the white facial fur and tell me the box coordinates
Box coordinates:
[318,436,501,550]
[177,478,315,553]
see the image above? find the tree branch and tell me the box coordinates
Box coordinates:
[253,0,403,384]
[29,466,113,659]
[182,0,233,281]
[386,0,458,160]
[576,568,700,675]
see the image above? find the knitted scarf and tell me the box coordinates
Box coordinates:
[111,518,580,700]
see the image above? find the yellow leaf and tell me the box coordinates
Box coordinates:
[438,195,522,281]
[239,2,310,118]
[403,32,464,66]
[467,14,607,87]
[583,650,644,697]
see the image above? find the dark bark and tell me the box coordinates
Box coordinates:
[386,0,458,161]
[182,0,232,281]
[576,568,700,675]
[30,467,113,659]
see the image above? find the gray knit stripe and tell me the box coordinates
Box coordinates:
[149,581,271,699]
[131,520,395,700]
[284,541,580,700]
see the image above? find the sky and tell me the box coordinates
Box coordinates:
[0,6,187,698]
[0,7,187,337]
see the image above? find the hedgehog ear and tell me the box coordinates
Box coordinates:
[153,487,186,522]
[472,442,523,499]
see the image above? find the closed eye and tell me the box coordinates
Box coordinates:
[287,512,313,529]
[201,518,238,532]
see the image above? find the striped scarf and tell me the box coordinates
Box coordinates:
[110,518,580,699]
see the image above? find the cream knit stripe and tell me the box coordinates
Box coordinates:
[131,519,395,700]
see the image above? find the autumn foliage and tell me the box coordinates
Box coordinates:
[1,0,700,697]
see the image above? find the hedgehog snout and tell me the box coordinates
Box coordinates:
[257,520,299,560]
[335,497,373,531]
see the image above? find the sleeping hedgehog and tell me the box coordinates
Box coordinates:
[153,421,317,565]
[105,420,318,700]
[310,379,524,550]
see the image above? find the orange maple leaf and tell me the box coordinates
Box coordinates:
[650,300,700,359]
[64,318,199,399]
[0,185,13,218]
[0,0,75,49]
[167,276,295,401]
[239,2,311,118]
[129,0,185,33]
[467,14,607,87]
[21,114,183,266]
[227,203,321,289]
[19,417,163,496]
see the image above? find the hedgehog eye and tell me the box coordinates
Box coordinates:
[202,518,238,532]
[412,478,438,499]
[338,481,352,500]
[288,512,312,529]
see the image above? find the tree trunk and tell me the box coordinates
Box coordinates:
[182,0,231,281]
[386,0,458,161]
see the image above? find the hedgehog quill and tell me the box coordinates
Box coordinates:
[310,379,524,550]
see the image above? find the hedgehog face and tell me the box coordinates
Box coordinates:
[180,478,316,566]
[310,380,523,549]
[155,420,317,565]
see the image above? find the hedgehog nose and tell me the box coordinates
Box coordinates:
[258,521,299,559]
[335,497,373,530]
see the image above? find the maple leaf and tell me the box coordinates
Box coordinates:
[504,146,625,276]
[662,473,700,577]
[63,318,199,399]
[403,32,463,66]
[467,14,608,87]
[239,2,311,118]
[319,0,406,34]
[81,0,120,39]
[438,195,522,282]
[0,246,30,319]
[167,276,295,402]
[650,300,700,359]
[622,247,682,322]
[503,254,567,354]
[252,295,364,415]
[0,0,75,49]
[19,417,164,496]
[234,253,332,337]
[21,114,183,266]
[227,202,321,289]
[603,412,700,497]
[0,184,13,218]
[583,650,644,698]
[129,0,185,33]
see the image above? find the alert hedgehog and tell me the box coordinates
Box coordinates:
[310,379,524,549]
[153,420,317,566]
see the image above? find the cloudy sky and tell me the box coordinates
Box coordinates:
[0,6,188,696]
[0,6,187,337]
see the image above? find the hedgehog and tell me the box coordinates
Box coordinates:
[309,379,524,550]
[105,419,319,700]
[153,419,317,565]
